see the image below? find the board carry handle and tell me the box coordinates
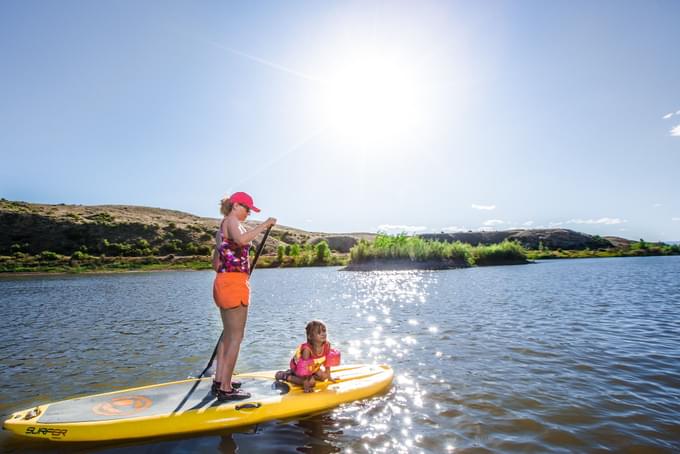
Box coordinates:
[235,402,262,411]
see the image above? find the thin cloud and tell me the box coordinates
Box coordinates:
[672,217,680,222]
[471,204,496,211]
[377,224,427,233]
[483,219,505,226]
[663,112,674,119]
[523,221,534,226]
[671,124,680,136]
[653,203,662,208]
[565,218,627,225]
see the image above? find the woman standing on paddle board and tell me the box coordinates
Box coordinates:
[212,191,276,400]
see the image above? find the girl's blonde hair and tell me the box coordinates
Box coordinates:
[219,197,234,216]
[305,320,327,343]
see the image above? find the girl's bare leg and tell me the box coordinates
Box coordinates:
[303,376,316,392]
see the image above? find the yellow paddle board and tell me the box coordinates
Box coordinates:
[3,364,393,442]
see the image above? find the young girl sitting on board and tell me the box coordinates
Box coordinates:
[275,320,341,393]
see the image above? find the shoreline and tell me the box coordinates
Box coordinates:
[341,258,529,271]
[1,252,677,276]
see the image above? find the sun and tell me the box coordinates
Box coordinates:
[319,49,427,148]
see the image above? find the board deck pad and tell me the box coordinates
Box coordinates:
[38,377,289,423]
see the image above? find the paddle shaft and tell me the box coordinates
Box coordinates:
[197,224,272,380]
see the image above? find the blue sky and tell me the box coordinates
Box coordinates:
[1,1,679,241]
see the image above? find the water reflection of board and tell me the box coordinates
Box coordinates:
[3,364,393,442]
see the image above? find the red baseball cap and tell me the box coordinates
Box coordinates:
[229,192,261,212]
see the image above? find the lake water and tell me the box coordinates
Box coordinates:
[1,256,679,453]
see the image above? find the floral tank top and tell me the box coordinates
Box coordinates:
[216,220,250,273]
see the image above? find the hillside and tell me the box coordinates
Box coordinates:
[0,199,373,257]
[4,199,669,264]
[0,200,643,258]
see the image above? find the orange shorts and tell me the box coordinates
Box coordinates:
[213,272,250,309]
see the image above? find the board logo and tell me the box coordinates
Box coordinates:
[25,426,68,439]
[92,395,153,416]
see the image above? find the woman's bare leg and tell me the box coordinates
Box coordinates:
[217,305,248,391]
[215,337,225,382]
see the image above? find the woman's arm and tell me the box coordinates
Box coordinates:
[225,217,276,246]
[211,246,220,272]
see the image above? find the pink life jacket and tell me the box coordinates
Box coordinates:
[290,342,341,377]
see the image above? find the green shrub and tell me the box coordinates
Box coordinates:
[349,234,473,264]
[160,240,182,255]
[88,212,114,223]
[315,241,331,263]
[183,242,210,256]
[349,234,525,266]
[39,251,59,261]
[71,250,90,260]
[472,240,526,265]
[102,239,131,256]
[293,252,314,266]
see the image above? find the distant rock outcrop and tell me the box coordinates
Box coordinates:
[422,229,613,250]
[308,235,359,253]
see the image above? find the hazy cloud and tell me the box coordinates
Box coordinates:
[672,217,680,222]
[483,219,505,226]
[523,221,534,226]
[565,218,627,225]
[377,224,427,233]
[653,203,662,208]
[663,112,674,119]
[471,204,496,211]
[671,124,680,136]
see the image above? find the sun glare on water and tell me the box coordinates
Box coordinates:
[320,49,428,149]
